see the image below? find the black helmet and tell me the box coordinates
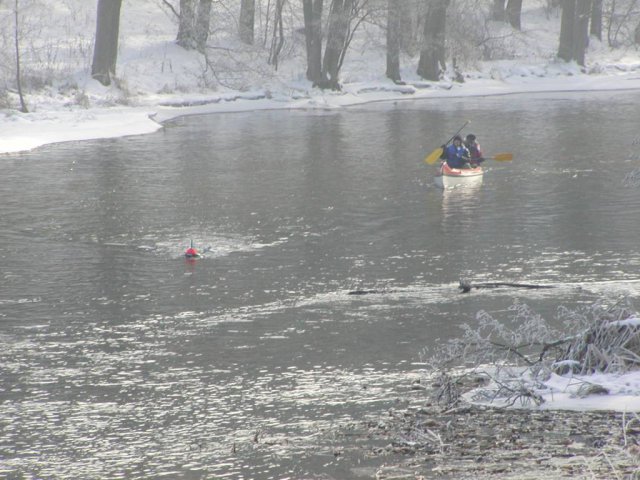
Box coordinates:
[466,134,476,141]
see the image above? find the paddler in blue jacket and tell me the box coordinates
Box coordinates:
[445,135,471,169]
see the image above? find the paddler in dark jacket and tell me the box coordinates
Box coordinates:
[464,134,484,167]
[445,135,471,169]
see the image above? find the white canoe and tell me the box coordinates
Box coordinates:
[434,162,484,188]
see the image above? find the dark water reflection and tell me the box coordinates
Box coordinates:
[2,90,640,478]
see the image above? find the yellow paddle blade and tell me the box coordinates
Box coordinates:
[492,153,513,161]
[424,147,444,165]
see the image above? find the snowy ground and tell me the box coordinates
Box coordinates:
[464,368,640,412]
[2,0,640,414]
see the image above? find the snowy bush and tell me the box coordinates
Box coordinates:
[558,299,640,374]
[422,297,640,408]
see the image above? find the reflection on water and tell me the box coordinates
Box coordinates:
[2,91,640,479]
[440,182,483,217]
[1,318,410,479]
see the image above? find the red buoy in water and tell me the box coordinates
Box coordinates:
[185,239,199,258]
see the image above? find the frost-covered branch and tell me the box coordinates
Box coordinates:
[422,298,640,408]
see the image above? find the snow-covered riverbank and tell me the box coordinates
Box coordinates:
[2,62,640,155]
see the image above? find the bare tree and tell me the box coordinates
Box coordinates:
[572,0,592,66]
[322,0,353,89]
[558,0,575,61]
[491,0,506,21]
[268,0,286,69]
[301,0,375,89]
[239,0,255,44]
[505,0,522,30]
[195,0,212,52]
[302,0,323,85]
[558,0,591,66]
[91,0,123,86]
[590,0,602,40]
[607,0,640,47]
[397,1,421,57]
[386,0,401,82]
[176,0,212,51]
[177,0,196,49]
[13,0,27,112]
[339,1,376,81]
[417,0,449,81]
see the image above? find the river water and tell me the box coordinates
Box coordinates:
[2,90,640,479]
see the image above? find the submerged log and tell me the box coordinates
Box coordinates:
[459,280,556,293]
[348,289,396,295]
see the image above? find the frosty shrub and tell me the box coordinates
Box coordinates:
[558,298,640,374]
[422,297,640,407]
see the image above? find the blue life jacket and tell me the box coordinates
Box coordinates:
[445,144,469,168]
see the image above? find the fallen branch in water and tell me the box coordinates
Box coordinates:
[459,279,556,293]
[347,288,397,295]
[348,289,384,295]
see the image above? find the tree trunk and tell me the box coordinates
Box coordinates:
[386,0,401,82]
[302,0,324,86]
[177,0,196,49]
[239,0,255,45]
[572,0,592,66]
[322,0,352,89]
[14,0,27,112]
[590,0,602,41]
[268,0,286,69]
[417,0,449,81]
[506,0,522,30]
[558,0,591,65]
[491,0,506,21]
[558,0,575,62]
[195,0,212,53]
[91,0,123,86]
